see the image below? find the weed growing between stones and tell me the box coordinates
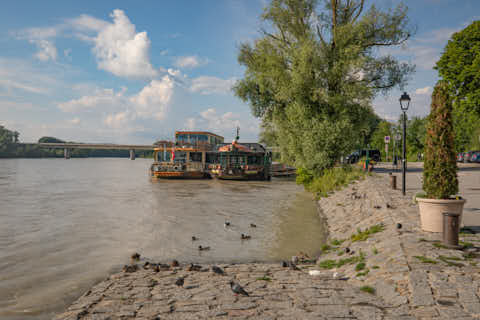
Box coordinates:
[360,286,375,294]
[414,256,438,264]
[355,262,366,271]
[438,256,464,267]
[356,269,370,277]
[372,247,378,255]
[432,242,449,249]
[330,239,345,246]
[317,253,365,269]
[256,276,272,281]
[372,265,380,269]
[351,224,385,242]
[460,241,474,248]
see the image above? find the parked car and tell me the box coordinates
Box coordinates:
[470,151,480,163]
[464,150,480,163]
[457,152,464,162]
[345,149,381,163]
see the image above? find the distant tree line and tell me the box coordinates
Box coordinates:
[0,126,153,158]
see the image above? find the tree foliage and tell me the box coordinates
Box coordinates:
[435,21,480,116]
[436,21,480,152]
[234,0,414,174]
[423,82,458,199]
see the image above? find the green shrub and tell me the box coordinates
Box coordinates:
[297,166,365,198]
[423,81,458,199]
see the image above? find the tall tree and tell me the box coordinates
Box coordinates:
[234,0,415,174]
[435,21,480,116]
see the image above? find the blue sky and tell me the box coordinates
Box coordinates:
[0,0,478,143]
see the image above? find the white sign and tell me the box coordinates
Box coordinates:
[384,136,390,143]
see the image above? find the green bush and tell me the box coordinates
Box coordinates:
[297,165,365,198]
[423,81,458,199]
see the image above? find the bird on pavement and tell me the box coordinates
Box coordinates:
[250,223,257,228]
[224,221,231,228]
[191,236,198,241]
[175,277,185,287]
[187,263,202,271]
[241,234,251,240]
[198,245,210,251]
[230,281,249,296]
[212,265,224,275]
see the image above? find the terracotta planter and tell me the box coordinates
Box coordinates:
[416,197,466,232]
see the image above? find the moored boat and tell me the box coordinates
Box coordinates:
[209,137,272,181]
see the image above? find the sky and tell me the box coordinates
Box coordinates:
[0,0,478,144]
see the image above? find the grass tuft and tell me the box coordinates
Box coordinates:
[256,276,272,281]
[360,286,375,294]
[355,262,366,271]
[351,224,385,242]
[414,256,437,264]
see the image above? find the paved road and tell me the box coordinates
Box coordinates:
[375,162,480,227]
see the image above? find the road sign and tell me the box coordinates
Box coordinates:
[384,136,390,143]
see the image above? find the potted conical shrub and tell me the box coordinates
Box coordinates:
[417,81,465,232]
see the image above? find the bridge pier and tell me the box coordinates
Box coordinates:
[129,149,135,160]
[64,148,70,159]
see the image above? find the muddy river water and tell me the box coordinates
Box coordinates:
[0,158,326,319]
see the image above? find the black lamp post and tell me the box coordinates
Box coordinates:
[399,92,411,196]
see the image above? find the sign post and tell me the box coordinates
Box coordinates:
[384,136,390,162]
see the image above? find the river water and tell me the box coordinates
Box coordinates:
[0,158,326,319]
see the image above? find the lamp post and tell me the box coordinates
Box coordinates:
[399,92,411,196]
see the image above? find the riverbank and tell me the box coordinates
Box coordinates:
[55,173,480,319]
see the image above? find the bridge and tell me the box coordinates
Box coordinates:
[30,142,280,160]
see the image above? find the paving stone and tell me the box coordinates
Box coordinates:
[408,270,435,307]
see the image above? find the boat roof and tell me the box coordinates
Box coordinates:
[175,131,224,139]
[216,142,266,153]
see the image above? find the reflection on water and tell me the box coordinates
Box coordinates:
[0,158,326,320]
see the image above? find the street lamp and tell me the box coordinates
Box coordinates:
[399,92,411,196]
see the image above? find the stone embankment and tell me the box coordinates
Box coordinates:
[56,174,480,320]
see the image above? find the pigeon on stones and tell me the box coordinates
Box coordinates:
[131,252,140,261]
[157,263,170,271]
[175,277,185,287]
[198,245,210,251]
[187,263,202,271]
[143,261,150,269]
[374,205,381,209]
[224,221,231,228]
[250,223,257,228]
[171,260,179,267]
[229,281,249,296]
[122,264,138,273]
[345,247,350,253]
[386,203,395,209]
[192,236,198,241]
[288,261,300,271]
[241,234,251,240]
[212,265,225,275]
[281,261,288,268]
[396,223,402,229]
[291,256,299,264]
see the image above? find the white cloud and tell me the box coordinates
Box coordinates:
[31,39,58,61]
[68,118,81,125]
[415,86,432,95]
[174,55,207,69]
[69,14,109,32]
[104,111,130,129]
[184,118,196,130]
[58,87,126,113]
[0,79,48,95]
[130,76,174,120]
[91,9,158,78]
[59,76,174,126]
[190,76,235,95]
